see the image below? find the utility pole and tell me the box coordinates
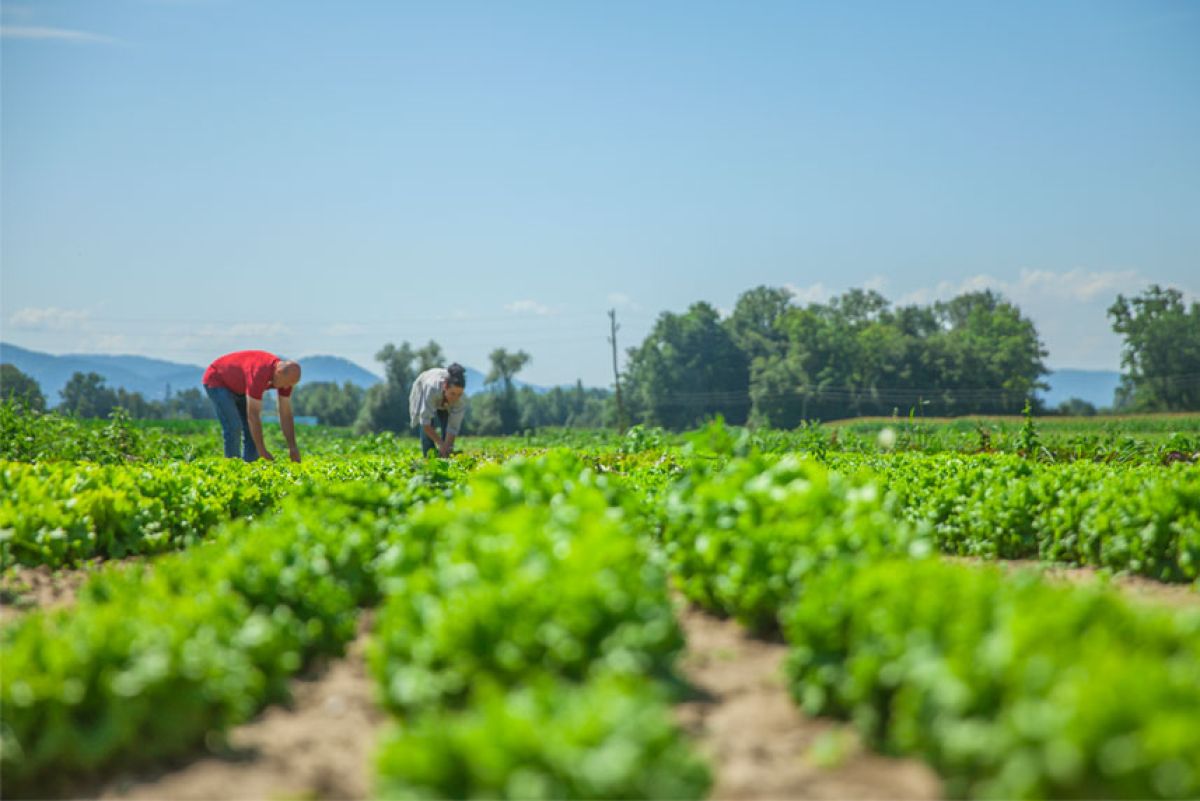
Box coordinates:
[608,309,628,433]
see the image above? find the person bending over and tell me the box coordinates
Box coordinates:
[409,363,467,457]
[202,350,302,462]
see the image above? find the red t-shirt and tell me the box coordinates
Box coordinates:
[202,350,293,400]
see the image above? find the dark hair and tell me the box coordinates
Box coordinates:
[446,363,467,388]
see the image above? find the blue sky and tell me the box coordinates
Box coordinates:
[3,0,1197,387]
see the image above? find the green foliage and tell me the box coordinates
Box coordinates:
[0,495,392,795]
[871,454,1200,581]
[58,371,119,419]
[1019,398,1040,458]
[0,364,46,411]
[484,347,532,435]
[783,559,1200,799]
[624,301,750,429]
[1056,397,1098,417]
[5,417,1200,800]
[355,342,426,435]
[661,453,928,632]
[709,286,1051,426]
[0,457,441,569]
[370,455,683,715]
[374,675,710,800]
[1109,285,1200,411]
[292,380,365,426]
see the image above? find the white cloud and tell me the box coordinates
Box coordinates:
[863,275,889,293]
[1,25,116,43]
[8,306,91,330]
[505,300,553,316]
[1015,269,1144,302]
[783,282,832,305]
[897,269,1151,308]
[891,268,1200,370]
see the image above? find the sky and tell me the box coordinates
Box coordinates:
[2,0,1198,387]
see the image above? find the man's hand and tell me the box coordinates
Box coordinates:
[438,442,452,458]
[289,447,302,463]
[259,450,275,462]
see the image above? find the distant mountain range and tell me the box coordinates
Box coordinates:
[0,342,544,405]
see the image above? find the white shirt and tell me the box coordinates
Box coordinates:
[409,367,467,435]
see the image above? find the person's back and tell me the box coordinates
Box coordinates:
[410,364,467,456]
[203,350,302,462]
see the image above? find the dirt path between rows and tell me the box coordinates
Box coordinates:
[94,613,386,801]
[1,563,103,624]
[674,602,942,800]
[93,603,944,801]
[945,556,1200,609]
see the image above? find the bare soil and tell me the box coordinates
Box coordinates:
[674,601,942,800]
[93,613,386,801]
[1,563,97,623]
[946,556,1200,609]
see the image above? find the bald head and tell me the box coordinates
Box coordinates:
[274,360,302,390]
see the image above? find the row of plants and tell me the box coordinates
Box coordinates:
[840,453,1200,583]
[0,456,471,569]
[0,489,401,796]
[8,399,1199,466]
[785,559,1200,799]
[367,454,710,798]
[659,451,1200,798]
[1,453,709,799]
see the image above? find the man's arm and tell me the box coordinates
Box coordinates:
[246,396,274,461]
[278,394,301,462]
[440,432,456,457]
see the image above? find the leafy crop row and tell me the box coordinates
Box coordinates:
[661,452,1200,798]
[2,453,709,799]
[785,559,1200,799]
[0,470,459,795]
[368,454,710,799]
[849,454,1200,582]
[0,457,470,569]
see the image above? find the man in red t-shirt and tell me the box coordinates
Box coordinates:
[202,350,303,462]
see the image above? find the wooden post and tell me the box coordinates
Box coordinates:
[608,309,628,433]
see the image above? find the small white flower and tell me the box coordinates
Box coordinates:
[877,427,897,450]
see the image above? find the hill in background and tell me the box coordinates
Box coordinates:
[0,342,544,406]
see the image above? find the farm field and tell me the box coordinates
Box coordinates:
[2,405,1199,799]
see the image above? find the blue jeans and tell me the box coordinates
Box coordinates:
[420,409,449,456]
[206,385,259,461]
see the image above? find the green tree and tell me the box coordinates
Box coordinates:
[1056,397,1098,417]
[725,286,793,365]
[625,302,750,429]
[415,341,445,373]
[355,342,421,434]
[164,388,215,420]
[486,347,531,434]
[931,290,1049,414]
[294,381,366,427]
[1109,285,1200,411]
[59,372,119,418]
[0,364,46,411]
[115,388,159,419]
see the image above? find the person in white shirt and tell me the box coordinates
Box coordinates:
[409,363,467,456]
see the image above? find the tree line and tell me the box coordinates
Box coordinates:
[3,283,1196,430]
